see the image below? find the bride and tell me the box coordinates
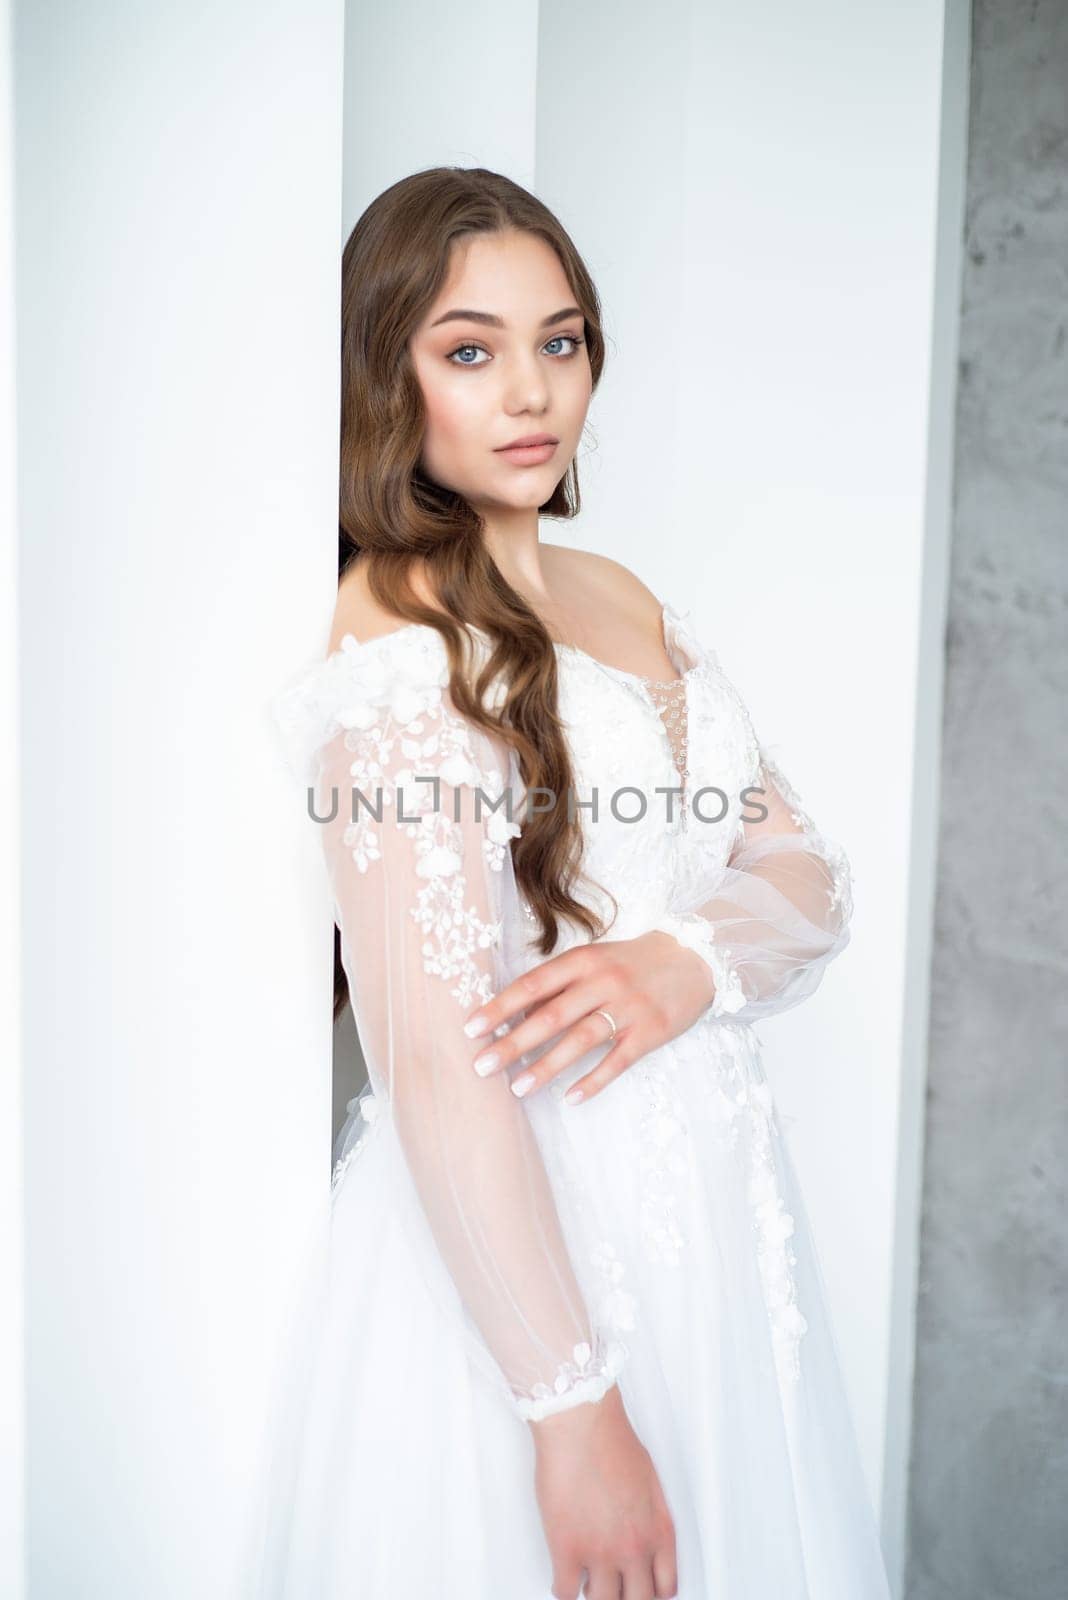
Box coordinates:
[257,164,893,1599]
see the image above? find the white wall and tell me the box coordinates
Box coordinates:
[534,1,963,1586]
[344,0,540,238]
[1,1,25,1594]
[10,2,965,1594]
[15,4,344,1594]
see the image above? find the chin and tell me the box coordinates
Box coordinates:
[506,487,554,510]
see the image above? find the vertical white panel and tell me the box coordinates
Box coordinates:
[1,0,25,1592]
[16,4,344,1595]
[882,5,971,1591]
[537,0,961,1574]
[343,0,539,234]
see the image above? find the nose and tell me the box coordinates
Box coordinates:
[503,347,552,415]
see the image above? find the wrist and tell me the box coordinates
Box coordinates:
[650,915,747,1017]
[644,924,718,1008]
[527,1379,626,1449]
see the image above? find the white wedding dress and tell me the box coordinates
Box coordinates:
[249,599,893,1599]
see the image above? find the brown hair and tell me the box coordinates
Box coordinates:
[332,165,615,1022]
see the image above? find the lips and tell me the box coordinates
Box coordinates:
[496,434,558,450]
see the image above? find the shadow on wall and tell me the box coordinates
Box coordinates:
[333,1006,368,1151]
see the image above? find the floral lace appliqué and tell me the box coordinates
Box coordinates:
[701,1037,808,1386]
[515,1334,629,1422]
[589,1237,640,1333]
[333,677,521,1016]
[636,1058,692,1266]
[744,1078,808,1386]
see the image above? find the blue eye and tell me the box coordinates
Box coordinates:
[446,334,585,367]
[543,335,584,357]
[449,343,491,366]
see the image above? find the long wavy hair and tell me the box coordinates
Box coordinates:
[332,165,616,1022]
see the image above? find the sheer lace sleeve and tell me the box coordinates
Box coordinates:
[654,740,853,1024]
[271,628,626,1423]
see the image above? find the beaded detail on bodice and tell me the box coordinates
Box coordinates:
[639,676,691,831]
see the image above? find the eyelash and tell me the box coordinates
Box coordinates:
[445,334,586,367]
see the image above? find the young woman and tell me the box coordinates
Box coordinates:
[260,167,893,1599]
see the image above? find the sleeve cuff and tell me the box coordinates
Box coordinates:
[514,1337,628,1422]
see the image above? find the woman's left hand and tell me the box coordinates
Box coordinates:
[461,930,718,1106]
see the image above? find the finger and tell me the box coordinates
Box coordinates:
[511,990,648,1100]
[475,971,631,1086]
[560,1038,642,1105]
[652,1540,678,1598]
[460,947,588,1043]
[583,1564,622,1600]
[464,954,626,1080]
[621,1560,655,1600]
[550,1559,583,1600]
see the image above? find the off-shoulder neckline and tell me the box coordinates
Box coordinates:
[330,599,701,687]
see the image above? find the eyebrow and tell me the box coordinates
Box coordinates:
[429,305,584,330]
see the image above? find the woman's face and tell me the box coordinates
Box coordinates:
[409,229,593,515]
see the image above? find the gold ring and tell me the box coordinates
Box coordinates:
[592,1007,617,1042]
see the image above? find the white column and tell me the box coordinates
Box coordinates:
[536,2,966,1585]
[16,5,344,1595]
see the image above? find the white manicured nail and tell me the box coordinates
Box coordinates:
[464,1015,490,1038]
[563,1088,585,1106]
[511,1073,536,1098]
[472,1051,499,1077]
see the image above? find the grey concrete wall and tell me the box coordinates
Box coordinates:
[906,4,1068,1597]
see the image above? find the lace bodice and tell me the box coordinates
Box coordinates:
[269,599,853,1421]
[525,604,778,956]
[553,627,695,829]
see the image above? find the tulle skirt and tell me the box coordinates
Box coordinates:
[241,1017,893,1599]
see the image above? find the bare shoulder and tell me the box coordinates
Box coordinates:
[328,556,443,655]
[539,543,663,625]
